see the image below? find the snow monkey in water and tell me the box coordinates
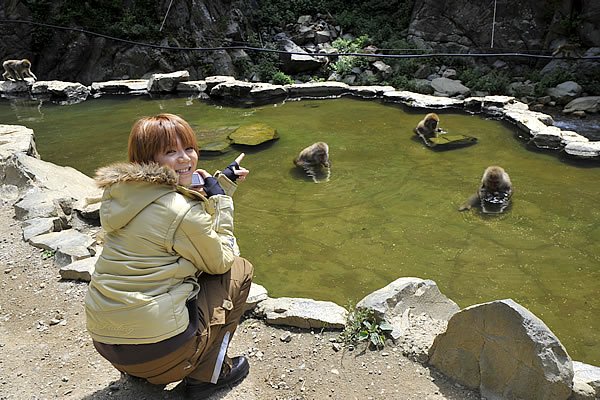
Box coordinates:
[2,59,37,81]
[459,166,513,214]
[293,142,331,183]
[414,113,446,140]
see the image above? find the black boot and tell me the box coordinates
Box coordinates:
[185,356,250,398]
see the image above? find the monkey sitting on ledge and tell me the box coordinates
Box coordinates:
[293,142,331,183]
[458,166,513,214]
[414,113,446,147]
[2,59,37,81]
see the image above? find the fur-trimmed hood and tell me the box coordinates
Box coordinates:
[95,162,178,188]
[95,162,182,232]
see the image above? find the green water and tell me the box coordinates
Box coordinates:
[1,96,599,365]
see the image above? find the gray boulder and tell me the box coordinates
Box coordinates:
[59,255,98,281]
[570,361,600,400]
[0,124,39,164]
[547,81,583,105]
[383,90,464,108]
[5,152,100,202]
[564,141,600,159]
[91,79,149,94]
[204,76,236,92]
[0,80,32,94]
[429,299,573,400]
[286,82,349,98]
[14,188,69,221]
[255,297,347,329]
[246,283,268,311]
[210,81,288,104]
[430,77,471,97]
[357,277,459,329]
[563,97,600,114]
[357,277,459,362]
[30,81,90,104]
[176,80,208,93]
[372,61,393,78]
[147,70,190,93]
[29,229,96,267]
[277,38,324,74]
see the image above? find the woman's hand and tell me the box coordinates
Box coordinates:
[223,153,250,183]
[191,169,225,197]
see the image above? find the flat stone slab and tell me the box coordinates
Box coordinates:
[59,255,98,281]
[349,85,396,97]
[229,123,279,146]
[91,79,149,93]
[286,82,349,98]
[383,90,464,108]
[29,229,94,255]
[256,297,347,329]
[197,126,237,153]
[22,217,60,241]
[564,141,600,158]
[246,283,268,311]
[572,361,600,399]
[0,124,38,160]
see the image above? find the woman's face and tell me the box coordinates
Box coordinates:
[154,137,198,187]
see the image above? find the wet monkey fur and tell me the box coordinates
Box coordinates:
[293,142,330,169]
[458,166,513,212]
[293,142,331,183]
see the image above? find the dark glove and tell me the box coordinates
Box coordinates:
[222,161,239,182]
[203,177,225,197]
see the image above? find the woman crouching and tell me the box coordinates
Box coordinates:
[84,113,252,398]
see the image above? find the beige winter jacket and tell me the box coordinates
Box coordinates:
[85,162,238,345]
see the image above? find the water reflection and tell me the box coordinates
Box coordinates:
[6,97,45,123]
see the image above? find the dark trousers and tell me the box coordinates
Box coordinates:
[109,256,254,384]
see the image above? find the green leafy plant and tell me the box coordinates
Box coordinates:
[339,305,393,350]
[272,71,295,85]
[41,249,55,260]
[331,35,371,75]
[358,319,393,349]
[458,68,511,94]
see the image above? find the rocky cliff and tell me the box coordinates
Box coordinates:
[0,0,599,85]
[407,0,600,53]
[0,0,256,84]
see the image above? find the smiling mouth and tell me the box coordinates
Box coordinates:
[176,167,192,174]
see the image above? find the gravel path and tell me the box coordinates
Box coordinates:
[0,203,480,400]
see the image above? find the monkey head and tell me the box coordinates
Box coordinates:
[424,113,439,131]
[481,166,509,193]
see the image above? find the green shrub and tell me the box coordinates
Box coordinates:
[581,79,600,96]
[250,47,280,82]
[458,68,511,94]
[272,71,294,85]
[339,305,393,350]
[328,0,415,44]
[388,74,409,90]
[522,68,576,97]
[330,35,371,75]
[252,0,415,45]
[23,0,161,40]
[252,0,328,30]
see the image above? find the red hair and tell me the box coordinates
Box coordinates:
[128,113,198,164]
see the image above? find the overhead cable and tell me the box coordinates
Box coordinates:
[1,19,598,60]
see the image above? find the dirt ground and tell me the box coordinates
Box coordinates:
[0,203,480,400]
